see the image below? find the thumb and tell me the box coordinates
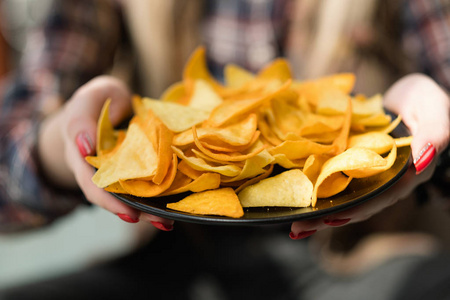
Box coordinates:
[64,76,132,157]
[61,76,141,221]
[384,74,449,174]
[407,92,449,175]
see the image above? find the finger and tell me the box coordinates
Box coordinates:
[323,163,434,226]
[69,75,132,120]
[63,77,175,229]
[64,76,132,153]
[139,214,175,231]
[384,74,450,173]
[290,218,328,240]
[71,143,175,229]
[289,160,436,240]
[67,137,141,223]
[88,77,133,126]
[409,102,449,174]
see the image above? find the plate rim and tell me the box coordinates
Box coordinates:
[112,153,412,225]
[111,113,412,225]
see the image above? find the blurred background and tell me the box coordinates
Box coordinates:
[0,0,138,289]
[1,0,450,293]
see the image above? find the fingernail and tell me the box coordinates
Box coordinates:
[324,218,351,226]
[76,132,94,157]
[117,213,139,223]
[151,221,173,231]
[414,143,436,174]
[289,230,317,240]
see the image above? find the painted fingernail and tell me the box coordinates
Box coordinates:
[289,230,317,240]
[324,218,351,226]
[151,221,173,231]
[76,132,94,157]
[414,143,436,174]
[117,213,139,223]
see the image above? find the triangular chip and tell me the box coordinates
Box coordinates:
[96,98,116,155]
[167,187,244,218]
[92,123,158,188]
[188,79,223,112]
[238,169,313,207]
[224,64,255,88]
[142,97,210,132]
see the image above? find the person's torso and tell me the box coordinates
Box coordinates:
[121,0,410,98]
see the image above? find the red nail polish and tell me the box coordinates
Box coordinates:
[414,143,436,174]
[117,213,139,223]
[324,218,351,226]
[289,230,317,240]
[76,132,94,157]
[151,221,173,231]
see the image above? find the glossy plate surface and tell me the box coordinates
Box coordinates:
[112,119,412,225]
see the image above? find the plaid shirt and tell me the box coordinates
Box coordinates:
[0,0,449,232]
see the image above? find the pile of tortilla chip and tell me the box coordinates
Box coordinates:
[86,47,412,218]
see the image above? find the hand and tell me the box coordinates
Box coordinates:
[289,73,450,239]
[38,76,174,231]
[384,73,449,173]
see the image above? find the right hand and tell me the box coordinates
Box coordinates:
[38,76,174,231]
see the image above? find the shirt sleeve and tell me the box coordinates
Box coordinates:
[402,0,450,90]
[0,0,123,232]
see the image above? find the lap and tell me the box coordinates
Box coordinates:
[2,223,450,300]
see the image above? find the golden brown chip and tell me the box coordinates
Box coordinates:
[92,123,159,188]
[172,146,242,177]
[90,48,408,216]
[183,46,224,94]
[160,81,186,103]
[269,138,334,160]
[119,154,178,197]
[257,58,292,82]
[238,169,313,207]
[316,172,352,198]
[177,159,204,179]
[104,182,127,194]
[96,98,116,155]
[220,147,274,183]
[224,64,255,88]
[311,146,395,206]
[348,132,394,154]
[302,154,331,185]
[234,164,274,194]
[192,126,266,162]
[142,97,210,133]
[167,187,244,218]
[188,79,223,112]
[394,136,413,148]
[173,113,258,147]
[206,80,291,127]
[162,172,221,195]
[293,73,355,95]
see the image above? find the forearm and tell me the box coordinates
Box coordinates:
[0,112,83,233]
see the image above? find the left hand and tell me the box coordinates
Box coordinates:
[289,73,450,239]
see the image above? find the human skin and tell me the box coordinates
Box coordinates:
[290,73,450,239]
[38,76,174,230]
[37,74,449,235]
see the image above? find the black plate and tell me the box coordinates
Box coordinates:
[112,118,412,225]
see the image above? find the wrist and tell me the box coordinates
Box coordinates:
[37,110,78,189]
